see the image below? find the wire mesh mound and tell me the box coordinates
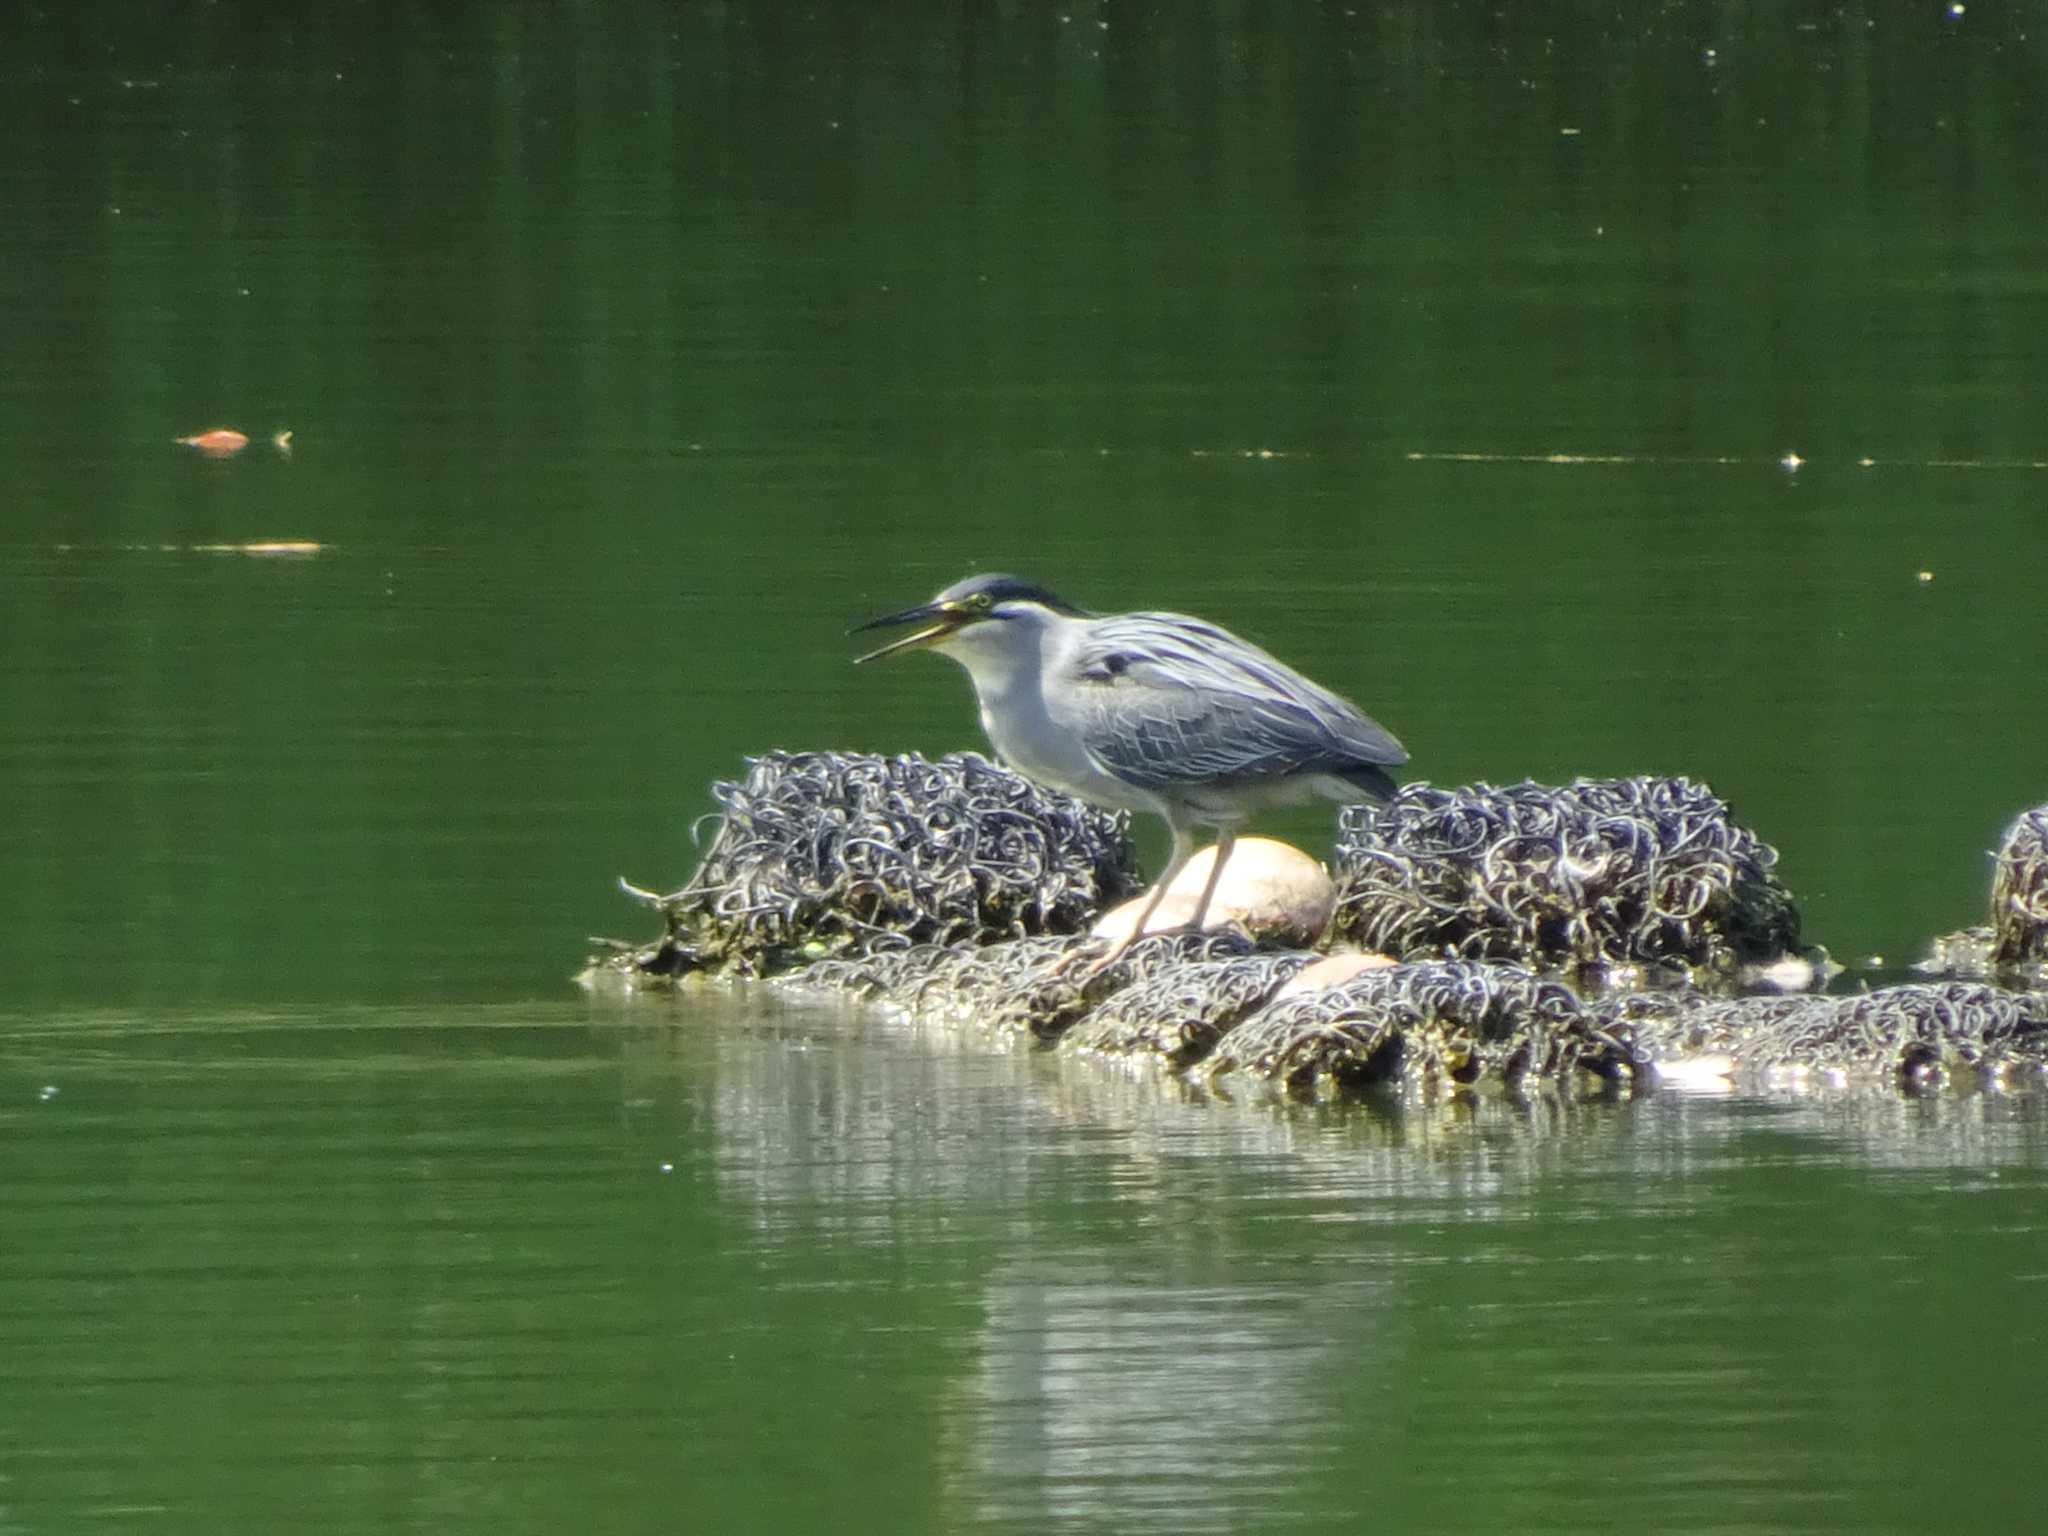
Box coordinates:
[1059,952,1316,1067]
[1194,960,1645,1094]
[914,931,1269,1041]
[1992,807,2048,965]
[586,751,1141,983]
[775,940,972,1001]
[1913,808,2048,985]
[1594,983,2048,1087]
[1332,777,1800,975]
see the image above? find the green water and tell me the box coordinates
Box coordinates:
[4,5,2047,1532]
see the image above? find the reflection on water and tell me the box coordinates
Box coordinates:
[4,994,2047,1531]
[953,1258,1382,1534]
[606,990,2046,1533]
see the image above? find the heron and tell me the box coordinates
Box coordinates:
[852,572,1408,967]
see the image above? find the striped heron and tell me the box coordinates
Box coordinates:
[853,572,1408,967]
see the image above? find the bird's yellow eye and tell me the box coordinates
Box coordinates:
[968,592,993,611]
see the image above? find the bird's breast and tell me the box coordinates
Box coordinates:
[976,694,1153,815]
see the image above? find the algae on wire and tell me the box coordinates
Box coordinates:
[589,750,1141,984]
[1194,959,1644,1095]
[1992,806,2048,965]
[1332,776,1801,976]
[1915,803,2048,984]
[1061,952,1313,1067]
[1595,982,2048,1088]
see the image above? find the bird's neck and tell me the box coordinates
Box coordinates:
[940,632,1056,771]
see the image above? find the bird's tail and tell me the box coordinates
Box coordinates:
[1339,762,1401,805]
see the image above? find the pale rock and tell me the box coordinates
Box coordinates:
[1091,837,1335,950]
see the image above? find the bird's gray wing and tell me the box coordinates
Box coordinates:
[1046,611,1407,796]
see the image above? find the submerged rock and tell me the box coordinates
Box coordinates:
[1275,951,1399,998]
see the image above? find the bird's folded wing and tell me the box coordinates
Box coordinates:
[1049,612,1406,793]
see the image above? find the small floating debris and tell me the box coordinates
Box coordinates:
[188,540,324,557]
[272,429,294,455]
[176,427,249,457]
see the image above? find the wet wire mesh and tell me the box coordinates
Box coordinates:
[1195,960,1644,1094]
[1593,983,2048,1087]
[1916,926,2002,981]
[776,941,971,1001]
[901,931,1266,1041]
[1059,952,1315,1067]
[588,751,1140,983]
[1992,806,2048,965]
[1915,807,2048,984]
[887,935,1081,1027]
[1332,777,1800,975]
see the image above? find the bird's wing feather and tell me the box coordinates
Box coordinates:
[1046,611,1406,795]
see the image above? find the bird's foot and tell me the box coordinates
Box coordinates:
[1047,937,1112,980]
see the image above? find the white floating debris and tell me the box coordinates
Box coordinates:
[1653,1055,1736,1093]
[188,541,324,557]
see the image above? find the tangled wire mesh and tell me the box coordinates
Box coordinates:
[1592,983,2048,1086]
[1332,777,1800,975]
[1914,808,2048,983]
[589,750,1140,982]
[906,931,1267,1040]
[1992,806,2048,965]
[1059,952,1314,1066]
[1194,960,1644,1094]
[777,940,969,1001]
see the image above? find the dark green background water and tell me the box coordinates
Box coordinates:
[4,5,2045,1532]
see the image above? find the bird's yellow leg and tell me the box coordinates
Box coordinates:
[1183,827,1235,933]
[1064,825,1196,979]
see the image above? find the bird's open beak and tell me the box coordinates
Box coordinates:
[850,601,962,664]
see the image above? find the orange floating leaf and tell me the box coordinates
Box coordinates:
[176,428,249,457]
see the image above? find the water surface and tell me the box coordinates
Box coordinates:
[6,998,2046,1533]
[4,4,2047,1530]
